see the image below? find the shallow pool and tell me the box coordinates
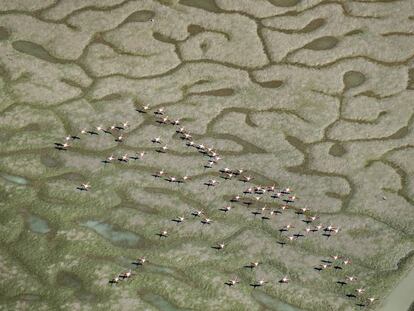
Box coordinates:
[82,220,141,248]
[28,214,50,234]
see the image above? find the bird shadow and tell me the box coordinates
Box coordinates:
[346,294,357,298]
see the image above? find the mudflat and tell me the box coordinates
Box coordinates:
[0,1,413,310]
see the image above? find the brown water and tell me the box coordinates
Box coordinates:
[303,36,339,50]
[268,0,301,7]
[179,0,221,12]
[124,10,155,23]
[343,71,366,89]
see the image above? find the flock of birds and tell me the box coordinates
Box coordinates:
[53,104,378,309]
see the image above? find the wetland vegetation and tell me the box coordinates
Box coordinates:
[0,0,413,310]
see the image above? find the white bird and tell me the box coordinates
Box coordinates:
[244,187,253,194]
[159,145,168,153]
[267,185,276,192]
[176,175,190,184]
[135,256,147,265]
[176,127,186,134]
[204,161,214,169]
[233,169,244,175]
[251,279,268,288]
[138,151,145,159]
[192,210,204,217]
[157,116,169,125]
[173,216,185,223]
[231,195,241,202]
[110,276,119,284]
[201,218,212,225]
[226,277,240,287]
[248,262,260,269]
[279,276,289,283]
[212,156,222,162]
[220,206,232,212]
[154,107,165,115]
[152,137,161,144]
[315,224,323,231]
[205,179,218,187]
[78,183,90,191]
[241,175,253,182]
[153,170,165,178]
[137,104,150,112]
[119,154,129,162]
[158,230,168,238]
[105,155,115,162]
[356,288,365,295]
[119,270,134,279]
[282,187,291,194]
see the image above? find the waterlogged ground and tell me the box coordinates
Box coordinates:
[0,0,414,311]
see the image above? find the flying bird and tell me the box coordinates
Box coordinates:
[154,107,165,115]
[204,179,219,187]
[102,155,115,164]
[157,230,168,239]
[212,243,225,250]
[137,104,150,113]
[225,277,240,287]
[279,276,289,284]
[77,183,90,191]
[172,216,185,224]
[250,280,267,288]
[201,218,212,225]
